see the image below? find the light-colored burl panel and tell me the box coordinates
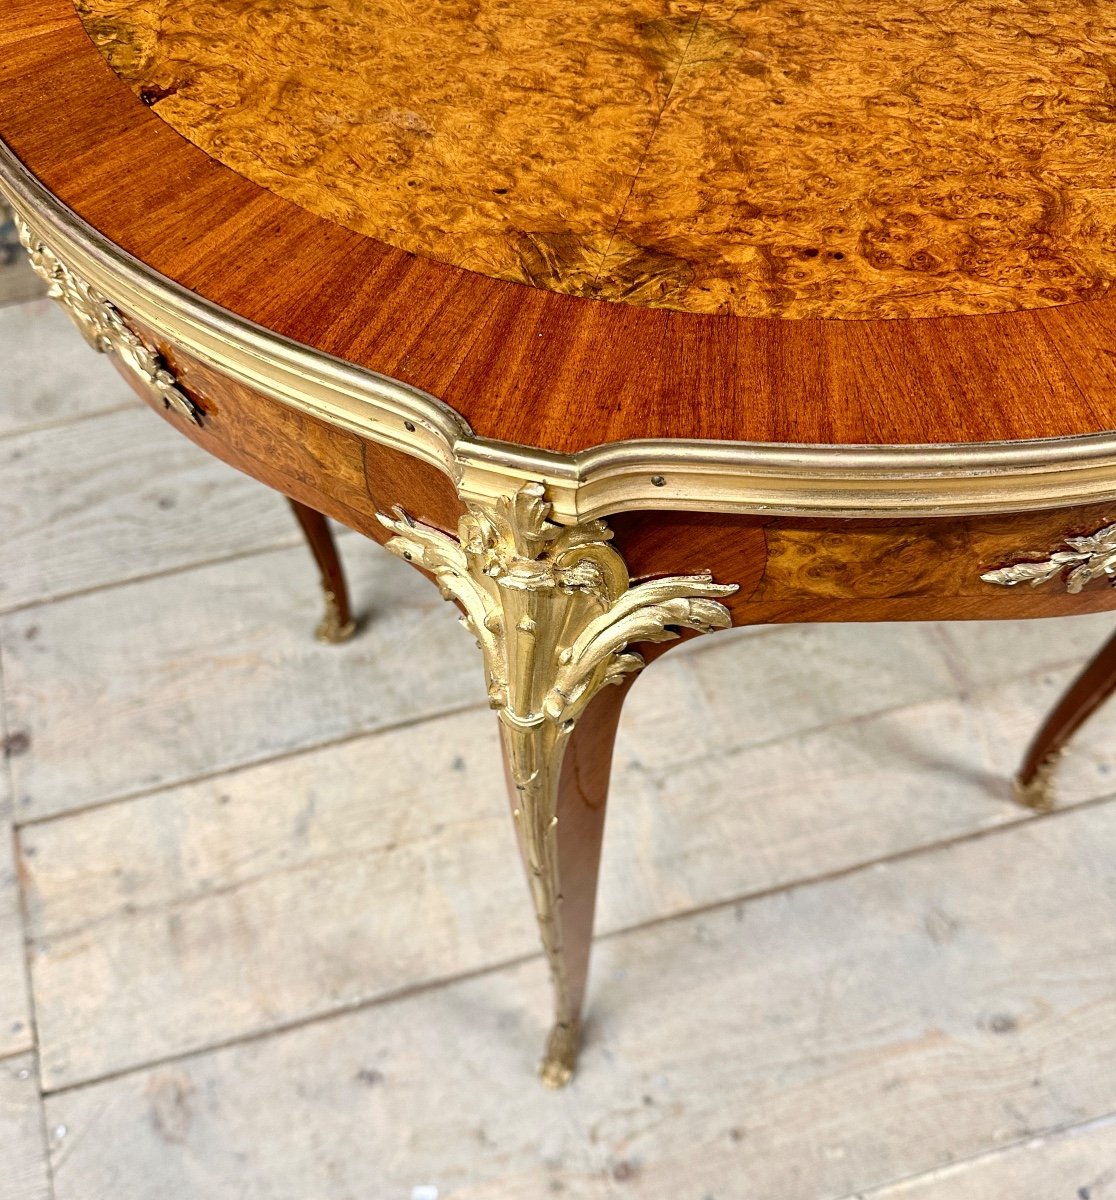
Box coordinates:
[76,0,1116,319]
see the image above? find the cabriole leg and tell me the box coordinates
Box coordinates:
[377,483,737,1085]
[501,680,630,1087]
[288,497,356,644]
[1015,627,1116,810]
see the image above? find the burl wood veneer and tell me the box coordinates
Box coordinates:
[4,0,1116,450]
[76,0,1116,320]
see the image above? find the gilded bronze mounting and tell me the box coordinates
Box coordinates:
[1013,751,1061,813]
[11,153,1116,522]
[315,589,356,645]
[378,483,738,1086]
[16,215,203,426]
[981,523,1116,592]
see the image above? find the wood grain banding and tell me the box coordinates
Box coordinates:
[2,0,1116,454]
[115,338,1116,631]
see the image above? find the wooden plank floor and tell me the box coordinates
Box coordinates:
[3,278,1116,1197]
[0,205,42,310]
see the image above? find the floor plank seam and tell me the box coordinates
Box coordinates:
[834,1108,1116,1199]
[585,784,1116,949]
[13,829,45,1063]
[0,640,12,811]
[679,656,1105,779]
[10,695,491,831]
[5,649,59,1196]
[35,946,545,1099]
[0,399,139,444]
[9,645,1108,833]
[0,515,368,618]
[33,785,1116,1100]
[28,817,503,943]
[29,1049,58,1200]
[0,530,313,619]
[0,1049,59,1200]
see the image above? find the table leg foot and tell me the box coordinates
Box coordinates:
[1012,755,1059,813]
[314,589,356,645]
[1012,627,1116,812]
[539,1019,581,1089]
[499,682,629,1089]
[288,498,356,644]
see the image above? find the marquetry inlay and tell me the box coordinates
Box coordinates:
[75,0,1116,321]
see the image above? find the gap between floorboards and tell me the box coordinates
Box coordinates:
[32,785,1116,1100]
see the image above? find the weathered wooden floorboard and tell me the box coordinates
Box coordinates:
[6,269,1116,1198]
[0,689,32,1060]
[22,707,529,1090]
[1,540,487,822]
[854,1114,1116,1198]
[38,801,1116,1200]
[0,826,31,1061]
[0,405,301,613]
[0,260,44,309]
[0,300,134,437]
[7,300,1116,1198]
[0,1054,50,1200]
[6,532,1114,825]
[20,647,1116,1089]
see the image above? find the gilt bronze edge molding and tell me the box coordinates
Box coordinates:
[9,147,1116,523]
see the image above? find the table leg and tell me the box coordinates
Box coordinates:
[375,483,737,1085]
[1015,627,1116,810]
[500,679,630,1087]
[288,498,356,644]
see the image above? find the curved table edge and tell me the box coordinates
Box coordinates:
[8,140,1116,523]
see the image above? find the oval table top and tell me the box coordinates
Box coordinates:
[4,0,1116,461]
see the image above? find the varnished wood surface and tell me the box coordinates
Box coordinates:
[76,0,1116,322]
[504,681,633,1028]
[287,498,355,637]
[616,504,1116,631]
[4,0,1116,451]
[1016,627,1116,794]
[137,322,467,538]
[9,300,1116,1193]
[114,342,1116,628]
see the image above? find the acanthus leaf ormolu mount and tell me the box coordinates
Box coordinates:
[377,485,736,1085]
[17,215,203,428]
